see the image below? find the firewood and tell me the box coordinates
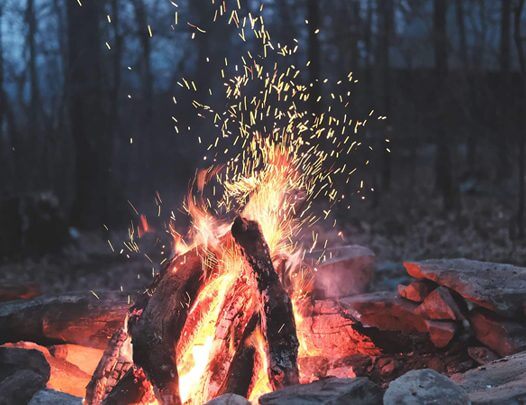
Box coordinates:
[0,291,128,348]
[85,328,133,405]
[231,216,300,390]
[129,246,215,405]
[217,313,260,398]
[102,367,154,405]
[200,280,255,401]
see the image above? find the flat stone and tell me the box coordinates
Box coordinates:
[425,320,457,348]
[29,389,82,405]
[0,347,50,382]
[258,377,382,405]
[204,393,251,405]
[404,259,526,317]
[417,287,465,320]
[467,346,499,365]
[398,279,436,302]
[452,350,526,404]
[470,309,526,356]
[339,291,427,333]
[311,245,375,298]
[384,368,470,405]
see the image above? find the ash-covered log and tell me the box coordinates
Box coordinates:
[129,246,214,405]
[231,216,300,390]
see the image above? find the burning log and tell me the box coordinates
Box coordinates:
[216,314,260,398]
[129,247,214,404]
[231,216,300,390]
[85,328,133,404]
[0,291,128,349]
[101,367,155,405]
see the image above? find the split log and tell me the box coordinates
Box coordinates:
[200,280,255,400]
[231,216,300,390]
[216,314,260,398]
[129,246,215,404]
[85,328,133,405]
[0,291,128,348]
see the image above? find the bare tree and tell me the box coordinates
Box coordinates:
[498,0,512,178]
[377,0,394,191]
[308,0,321,115]
[513,0,525,238]
[433,0,458,211]
[67,0,110,228]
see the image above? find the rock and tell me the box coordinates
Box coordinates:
[4,342,92,398]
[0,370,48,405]
[258,377,383,405]
[470,308,526,356]
[467,346,499,365]
[297,299,380,358]
[384,368,470,405]
[339,291,427,333]
[0,347,50,382]
[452,350,526,404]
[311,245,375,298]
[204,394,251,405]
[425,320,457,348]
[416,286,465,320]
[29,389,82,405]
[404,259,526,317]
[397,280,435,302]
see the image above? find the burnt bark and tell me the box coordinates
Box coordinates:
[86,328,133,404]
[231,216,299,390]
[217,314,260,398]
[129,248,210,405]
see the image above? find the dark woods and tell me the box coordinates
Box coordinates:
[0,0,526,245]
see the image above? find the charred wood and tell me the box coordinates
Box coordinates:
[231,216,300,390]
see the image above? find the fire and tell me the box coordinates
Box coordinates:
[168,134,316,403]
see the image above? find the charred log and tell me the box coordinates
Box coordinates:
[85,328,133,404]
[102,367,154,405]
[216,314,260,398]
[129,247,213,404]
[231,216,300,390]
[0,291,128,348]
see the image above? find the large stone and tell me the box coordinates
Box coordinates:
[311,245,375,298]
[417,287,465,320]
[338,291,427,333]
[384,368,469,405]
[425,320,457,348]
[0,347,50,382]
[0,370,48,405]
[452,350,526,404]
[404,259,526,317]
[29,389,82,405]
[397,280,436,303]
[258,377,382,405]
[4,342,92,398]
[470,309,526,356]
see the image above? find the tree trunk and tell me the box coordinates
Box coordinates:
[498,0,512,179]
[513,0,525,238]
[308,0,321,115]
[67,0,109,228]
[377,0,393,191]
[433,0,458,211]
